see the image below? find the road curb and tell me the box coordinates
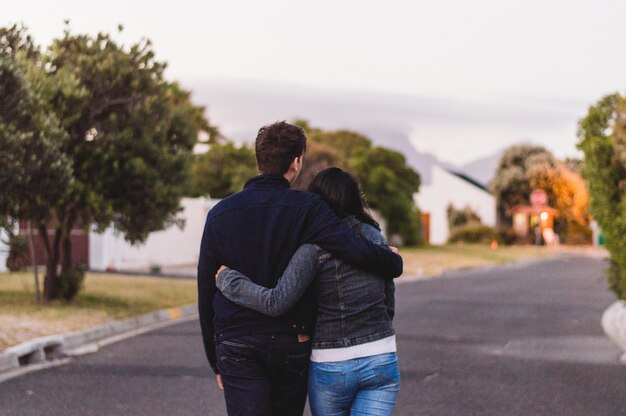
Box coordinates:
[0,304,198,379]
[601,300,626,364]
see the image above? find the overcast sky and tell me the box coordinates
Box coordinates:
[5,0,626,164]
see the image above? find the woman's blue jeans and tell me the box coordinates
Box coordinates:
[308,352,400,416]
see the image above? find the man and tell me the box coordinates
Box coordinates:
[198,121,402,415]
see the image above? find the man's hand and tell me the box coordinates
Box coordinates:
[215,265,227,283]
[216,374,224,390]
[389,246,400,254]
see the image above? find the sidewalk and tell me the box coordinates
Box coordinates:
[0,304,198,383]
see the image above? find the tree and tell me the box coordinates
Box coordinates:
[1,24,213,300]
[491,145,557,224]
[0,26,73,236]
[491,144,591,244]
[530,161,590,244]
[0,27,75,300]
[293,121,422,245]
[578,93,626,299]
[190,142,257,198]
[352,147,421,245]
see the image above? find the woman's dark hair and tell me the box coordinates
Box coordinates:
[308,167,380,230]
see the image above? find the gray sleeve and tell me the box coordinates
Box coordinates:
[216,244,320,317]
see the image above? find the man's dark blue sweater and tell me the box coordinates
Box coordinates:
[197,175,403,373]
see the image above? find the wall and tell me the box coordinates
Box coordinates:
[414,165,496,245]
[89,197,218,271]
[0,228,8,272]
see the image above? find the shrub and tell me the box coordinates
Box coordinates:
[560,222,592,245]
[6,235,30,271]
[607,260,625,299]
[447,204,481,230]
[58,266,85,301]
[578,92,626,299]
[497,226,518,246]
[448,223,499,244]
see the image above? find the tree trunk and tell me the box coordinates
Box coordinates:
[40,224,62,301]
[61,210,77,275]
[27,221,41,303]
[61,232,72,272]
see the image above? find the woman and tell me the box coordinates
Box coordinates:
[216,167,400,416]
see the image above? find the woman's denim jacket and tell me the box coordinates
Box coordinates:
[217,217,396,349]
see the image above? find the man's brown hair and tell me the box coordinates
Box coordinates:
[255,121,307,176]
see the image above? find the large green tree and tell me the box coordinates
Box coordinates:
[0,26,75,299]
[352,147,422,245]
[0,34,73,236]
[292,121,421,245]
[1,24,213,300]
[578,93,626,299]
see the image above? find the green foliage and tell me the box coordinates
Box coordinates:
[6,235,29,271]
[447,204,481,230]
[1,24,214,300]
[497,226,518,246]
[293,121,422,246]
[0,42,73,232]
[58,266,85,301]
[578,93,626,299]
[45,29,210,244]
[189,142,257,198]
[607,260,625,299]
[352,148,421,245]
[448,223,500,244]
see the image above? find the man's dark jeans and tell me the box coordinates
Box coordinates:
[216,333,311,416]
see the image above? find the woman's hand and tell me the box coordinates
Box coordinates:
[215,265,228,282]
[389,246,399,254]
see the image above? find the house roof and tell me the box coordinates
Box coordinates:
[443,167,491,193]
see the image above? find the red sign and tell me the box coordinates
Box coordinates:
[530,189,548,207]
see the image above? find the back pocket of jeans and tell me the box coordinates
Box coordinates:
[221,339,254,349]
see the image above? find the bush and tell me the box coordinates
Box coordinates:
[6,235,30,271]
[560,222,592,245]
[58,266,85,301]
[447,204,481,230]
[497,227,518,246]
[607,260,625,300]
[578,93,626,299]
[448,223,500,244]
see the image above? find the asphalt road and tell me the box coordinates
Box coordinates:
[1,254,625,415]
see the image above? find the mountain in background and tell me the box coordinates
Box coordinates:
[191,78,578,189]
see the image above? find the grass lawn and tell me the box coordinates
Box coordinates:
[399,243,557,279]
[0,272,196,350]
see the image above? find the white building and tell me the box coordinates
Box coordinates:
[0,228,8,272]
[89,197,218,271]
[414,164,496,245]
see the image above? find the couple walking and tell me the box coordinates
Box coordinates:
[197,121,403,415]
